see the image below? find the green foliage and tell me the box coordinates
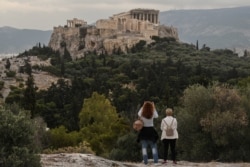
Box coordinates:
[5,86,24,105]
[110,132,141,162]
[23,75,36,117]
[24,60,32,76]
[35,79,79,130]
[18,45,57,61]
[200,85,248,146]
[0,81,4,90]
[131,40,146,52]
[43,141,94,154]
[0,105,41,167]
[4,39,250,162]
[5,70,16,77]
[177,83,249,161]
[79,92,129,157]
[47,126,82,149]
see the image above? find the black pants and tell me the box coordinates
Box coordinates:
[162,139,176,161]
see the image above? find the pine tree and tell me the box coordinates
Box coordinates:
[23,75,36,118]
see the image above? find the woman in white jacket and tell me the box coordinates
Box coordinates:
[160,108,178,164]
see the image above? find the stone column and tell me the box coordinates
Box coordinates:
[68,21,72,27]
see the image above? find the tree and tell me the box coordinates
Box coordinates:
[200,85,248,146]
[38,79,73,129]
[5,59,11,69]
[23,75,36,118]
[177,83,249,161]
[110,132,141,161]
[196,40,199,50]
[0,105,41,167]
[79,92,129,157]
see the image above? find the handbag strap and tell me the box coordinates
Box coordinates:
[163,118,174,128]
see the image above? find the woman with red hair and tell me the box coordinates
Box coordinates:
[137,101,159,165]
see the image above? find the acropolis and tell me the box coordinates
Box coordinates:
[48,8,179,59]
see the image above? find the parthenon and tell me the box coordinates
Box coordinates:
[130,9,159,24]
[112,8,159,24]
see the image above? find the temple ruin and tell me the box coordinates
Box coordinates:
[66,18,87,28]
[49,9,179,59]
[113,9,159,24]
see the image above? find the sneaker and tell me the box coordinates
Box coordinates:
[153,163,161,166]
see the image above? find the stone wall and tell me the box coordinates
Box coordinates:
[96,19,118,30]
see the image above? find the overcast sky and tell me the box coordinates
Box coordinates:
[0,0,250,30]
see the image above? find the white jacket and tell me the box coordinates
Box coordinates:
[160,116,179,140]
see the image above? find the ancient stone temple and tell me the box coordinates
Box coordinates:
[113,9,159,24]
[66,18,87,28]
[49,9,179,59]
[96,8,160,38]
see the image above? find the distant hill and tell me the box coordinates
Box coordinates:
[159,6,250,55]
[0,26,52,54]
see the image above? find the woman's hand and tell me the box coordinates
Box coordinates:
[152,102,155,109]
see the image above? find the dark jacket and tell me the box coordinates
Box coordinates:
[137,127,159,143]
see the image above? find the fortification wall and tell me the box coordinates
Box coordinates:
[96,19,118,30]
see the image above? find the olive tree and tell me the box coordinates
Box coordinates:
[177,83,248,161]
[0,105,41,167]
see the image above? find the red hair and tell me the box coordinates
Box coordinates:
[141,101,154,119]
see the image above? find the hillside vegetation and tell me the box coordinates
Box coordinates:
[1,38,250,165]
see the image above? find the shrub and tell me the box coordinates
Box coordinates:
[46,126,82,149]
[42,141,94,154]
[0,105,41,167]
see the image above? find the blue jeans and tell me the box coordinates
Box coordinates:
[141,140,158,164]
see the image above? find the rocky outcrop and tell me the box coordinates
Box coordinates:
[48,9,179,59]
[0,56,61,101]
[40,153,250,167]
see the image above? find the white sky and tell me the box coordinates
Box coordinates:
[0,0,250,30]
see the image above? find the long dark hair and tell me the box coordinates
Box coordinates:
[141,101,154,119]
